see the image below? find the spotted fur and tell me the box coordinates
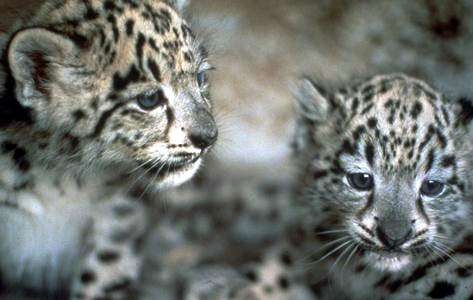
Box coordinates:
[286,74,473,299]
[0,0,217,299]
[186,74,473,300]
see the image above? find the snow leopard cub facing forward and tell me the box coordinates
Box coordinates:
[222,74,473,300]
[290,74,473,299]
[0,0,217,299]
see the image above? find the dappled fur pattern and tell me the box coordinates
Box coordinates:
[0,0,216,299]
[222,74,473,299]
[144,74,473,300]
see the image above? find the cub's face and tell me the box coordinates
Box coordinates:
[7,0,217,188]
[293,74,473,271]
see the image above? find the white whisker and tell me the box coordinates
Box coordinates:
[329,241,354,273]
[431,242,463,268]
[311,240,353,265]
[140,159,168,198]
[315,229,348,235]
[426,244,446,263]
[126,158,165,193]
[300,235,352,265]
[343,243,359,270]
[128,156,158,174]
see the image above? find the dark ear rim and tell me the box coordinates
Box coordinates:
[7,27,80,98]
[8,27,78,67]
[456,97,473,126]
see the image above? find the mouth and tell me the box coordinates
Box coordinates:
[139,154,201,177]
[356,242,427,271]
[357,241,409,257]
[372,248,408,258]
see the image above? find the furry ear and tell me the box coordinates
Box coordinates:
[166,0,190,12]
[292,77,331,123]
[7,28,80,106]
[291,77,333,153]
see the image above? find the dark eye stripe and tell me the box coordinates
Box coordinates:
[90,102,125,137]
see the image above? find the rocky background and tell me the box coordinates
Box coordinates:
[1,0,473,299]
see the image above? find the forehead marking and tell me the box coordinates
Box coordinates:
[136,32,146,69]
[148,38,160,53]
[85,5,100,20]
[410,101,423,119]
[344,79,452,171]
[104,0,124,13]
[361,103,374,115]
[147,58,162,82]
[113,64,141,91]
[351,97,359,114]
[106,14,120,43]
[365,142,375,167]
[125,19,135,36]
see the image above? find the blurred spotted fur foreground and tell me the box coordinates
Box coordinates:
[0,0,217,299]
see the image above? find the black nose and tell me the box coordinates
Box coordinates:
[189,129,217,150]
[188,108,218,150]
[376,225,412,249]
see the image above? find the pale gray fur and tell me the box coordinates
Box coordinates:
[0,0,219,299]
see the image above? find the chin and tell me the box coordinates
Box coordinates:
[153,158,202,189]
[366,252,412,272]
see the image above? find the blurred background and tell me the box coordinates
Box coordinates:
[1,0,473,299]
[187,0,473,185]
[2,0,472,186]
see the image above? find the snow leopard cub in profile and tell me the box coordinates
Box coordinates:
[0,0,217,299]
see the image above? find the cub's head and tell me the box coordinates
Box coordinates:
[4,0,217,188]
[293,74,473,271]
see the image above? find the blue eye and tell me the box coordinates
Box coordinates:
[137,90,165,110]
[347,173,374,191]
[197,71,207,87]
[420,180,445,197]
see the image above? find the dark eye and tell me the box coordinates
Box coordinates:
[137,91,165,110]
[420,180,445,197]
[197,71,207,88]
[347,173,374,191]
